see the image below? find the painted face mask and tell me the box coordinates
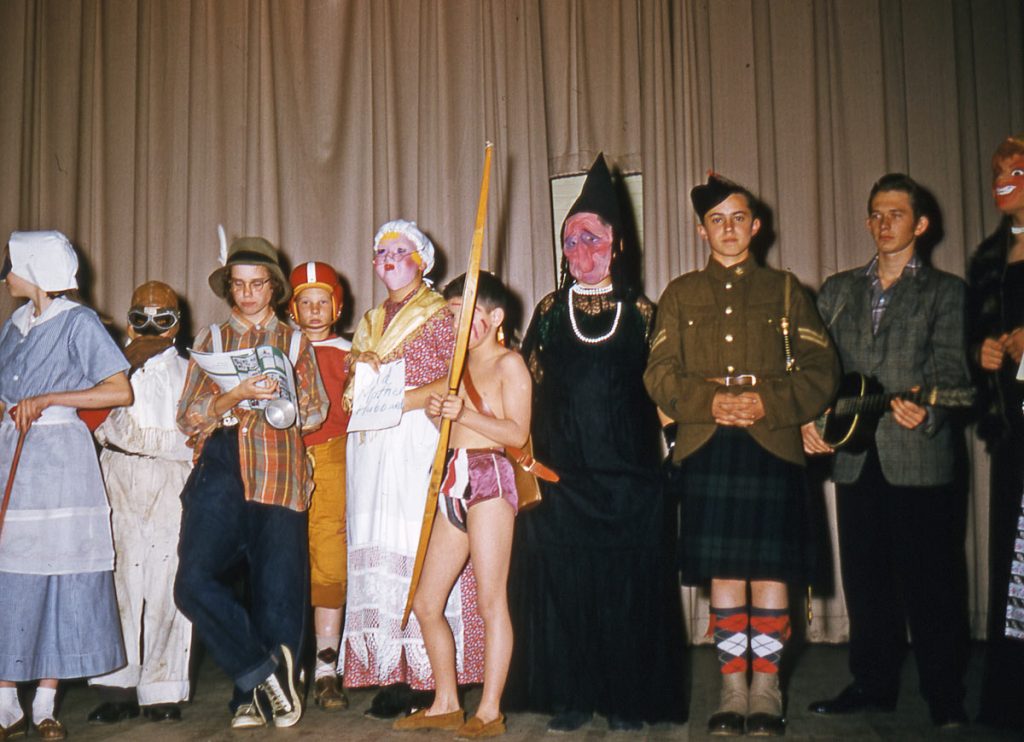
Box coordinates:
[993,155,1024,215]
[563,212,613,286]
[373,235,423,291]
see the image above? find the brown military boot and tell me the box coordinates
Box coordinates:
[707,671,747,736]
[746,671,785,736]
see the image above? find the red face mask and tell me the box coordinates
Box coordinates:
[562,212,613,286]
[993,154,1024,215]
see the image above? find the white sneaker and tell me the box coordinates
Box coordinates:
[230,701,266,729]
[254,644,303,728]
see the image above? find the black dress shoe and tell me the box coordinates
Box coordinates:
[87,701,140,724]
[808,685,896,715]
[0,715,28,740]
[364,684,412,720]
[142,704,182,722]
[547,710,592,733]
[745,712,786,737]
[607,714,643,731]
[707,711,744,736]
[930,702,968,729]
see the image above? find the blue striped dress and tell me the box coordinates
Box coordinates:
[0,299,128,679]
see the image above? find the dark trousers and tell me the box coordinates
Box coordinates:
[174,428,309,701]
[836,449,969,708]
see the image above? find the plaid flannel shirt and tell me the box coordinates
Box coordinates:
[177,311,328,511]
[867,252,922,335]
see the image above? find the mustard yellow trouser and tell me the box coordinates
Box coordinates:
[307,435,347,608]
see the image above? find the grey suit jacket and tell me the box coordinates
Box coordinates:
[817,260,970,487]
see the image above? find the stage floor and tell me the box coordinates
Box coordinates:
[27,643,1021,740]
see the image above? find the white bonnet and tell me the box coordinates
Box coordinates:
[7,230,79,292]
[373,219,435,275]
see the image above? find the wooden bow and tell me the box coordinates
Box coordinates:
[401,142,493,629]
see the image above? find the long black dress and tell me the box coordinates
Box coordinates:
[504,288,687,723]
[968,225,1024,729]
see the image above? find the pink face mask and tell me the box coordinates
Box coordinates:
[993,155,1024,215]
[562,212,613,286]
[373,236,423,291]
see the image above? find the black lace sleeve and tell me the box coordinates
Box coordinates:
[521,292,557,385]
[635,294,656,346]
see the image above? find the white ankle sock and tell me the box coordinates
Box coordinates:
[0,687,22,727]
[314,635,341,679]
[32,686,56,724]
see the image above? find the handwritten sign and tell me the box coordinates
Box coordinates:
[347,359,406,432]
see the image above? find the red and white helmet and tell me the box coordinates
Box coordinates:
[289,261,343,317]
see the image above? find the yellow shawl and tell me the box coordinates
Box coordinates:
[343,283,448,407]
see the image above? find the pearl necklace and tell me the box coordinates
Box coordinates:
[568,283,621,344]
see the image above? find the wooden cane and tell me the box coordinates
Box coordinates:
[0,420,28,545]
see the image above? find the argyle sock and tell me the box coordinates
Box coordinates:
[710,605,750,674]
[315,635,341,680]
[0,687,22,727]
[31,686,56,724]
[750,607,790,674]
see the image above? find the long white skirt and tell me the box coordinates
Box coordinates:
[340,410,483,688]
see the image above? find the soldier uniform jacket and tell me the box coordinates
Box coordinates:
[645,256,840,466]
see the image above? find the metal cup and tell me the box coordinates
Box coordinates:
[264,398,296,429]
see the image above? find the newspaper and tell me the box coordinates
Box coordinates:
[189,344,299,428]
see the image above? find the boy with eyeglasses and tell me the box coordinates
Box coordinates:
[174,236,328,730]
[86,281,194,725]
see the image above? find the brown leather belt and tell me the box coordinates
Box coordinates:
[463,368,560,483]
[707,374,759,387]
[507,448,559,482]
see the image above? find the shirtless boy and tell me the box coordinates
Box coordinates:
[394,271,532,739]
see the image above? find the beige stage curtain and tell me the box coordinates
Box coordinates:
[0,0,555,328]
[1,0,1022,643]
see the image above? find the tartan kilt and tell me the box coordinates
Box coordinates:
[676,427,812,585]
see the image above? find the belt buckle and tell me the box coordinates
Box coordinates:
[726,374,758,387]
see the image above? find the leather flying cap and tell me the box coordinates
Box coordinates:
[691,173,753,222]
[130,280,179,312]
[208,235,290,302]
[562,153,622,242]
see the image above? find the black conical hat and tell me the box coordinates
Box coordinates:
[562,153,622,239]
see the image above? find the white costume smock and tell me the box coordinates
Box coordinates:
[88,346,193,704]
[0,299,127,679]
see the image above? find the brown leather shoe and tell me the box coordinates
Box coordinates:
[314,675,349,711]
[0,715,27,741]
[392,708,464,731]
[456,714,507,739]
[34,718,67,740]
